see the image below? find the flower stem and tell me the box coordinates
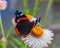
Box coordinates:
[41,0,52,27]
[30,0,40,16]
[6,27,14,39]
[0,11,5,37]
[23,0,29,14]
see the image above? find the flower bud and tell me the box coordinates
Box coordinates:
[0,0,7,10]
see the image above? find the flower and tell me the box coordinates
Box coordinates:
[21,29,54,48]
[0,0,7,10]
[1,36,6,42]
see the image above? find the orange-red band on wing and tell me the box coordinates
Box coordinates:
[17,17,29,23]
[15,28,21,35]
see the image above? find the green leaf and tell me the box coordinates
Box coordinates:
[30,0,40,16]
[10,41,18,48]
[11,37,23,46]
[11,37,27,48]
[24,45,27,48]
[54,0,60,3]
[23,0,29,14]
[41,0,53,27]
[0,11,5,37]
[0,40,6,48]
[6,27,14,39]
[0,40,3,48]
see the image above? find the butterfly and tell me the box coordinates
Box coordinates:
[14,10,41,37]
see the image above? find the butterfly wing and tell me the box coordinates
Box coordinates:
[16,20,34,36]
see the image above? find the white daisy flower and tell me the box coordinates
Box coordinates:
[21,28,54,48]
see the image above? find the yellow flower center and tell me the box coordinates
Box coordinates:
[32,26,43,37]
